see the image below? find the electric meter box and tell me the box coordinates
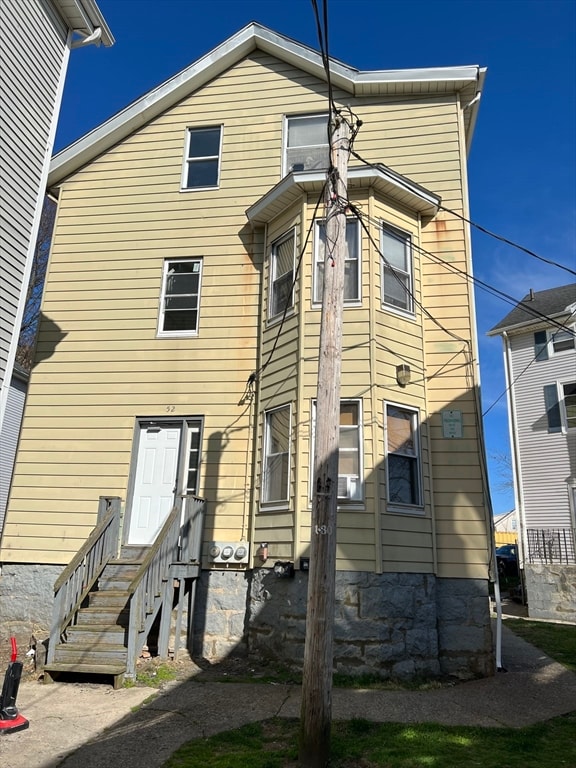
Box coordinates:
[208,541,250,564]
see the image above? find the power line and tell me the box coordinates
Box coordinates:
[349,149,576,279]
[249,182,327,385]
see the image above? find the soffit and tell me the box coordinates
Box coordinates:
[52,0,114,46]
[246,165,441,225]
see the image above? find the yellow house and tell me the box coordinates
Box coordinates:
[0,23,493,682]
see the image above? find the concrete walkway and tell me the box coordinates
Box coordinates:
[1,624,575,768]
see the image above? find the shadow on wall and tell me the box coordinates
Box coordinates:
[32,313,68,367]
[189,385,495,682]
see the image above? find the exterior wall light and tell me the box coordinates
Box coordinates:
[396,364,411,387]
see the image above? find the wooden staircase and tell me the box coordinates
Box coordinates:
[44,497,205,688]
[44,549,145,688]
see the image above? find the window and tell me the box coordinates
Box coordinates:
[158,259,202,336]
[385,403,421,508]
[564,383,576,429]
[284,114,329,175]
[547,382,576,432]
[314,219,360,304]
[182,126,222,189]
[263,406,291,504]
[311,400,363,503]
[270,231,295,318]
[381,225,413,313]
[534,327,575,360]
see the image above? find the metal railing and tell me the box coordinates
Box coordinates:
[47,497,122,664]
[526,527,576,565]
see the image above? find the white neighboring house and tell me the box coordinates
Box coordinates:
[0,0,113,535]
[488,283,576,622]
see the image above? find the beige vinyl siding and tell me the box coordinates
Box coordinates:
[3,50,487,575]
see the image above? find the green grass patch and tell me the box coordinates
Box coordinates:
[163,714,576,768]
[124,662,178,689]
[505,619,576,672]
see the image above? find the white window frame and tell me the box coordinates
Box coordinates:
[262,405,291,507]
[561,381,576,430]
[550,326,576,355]
[181,125,222,190]
[313,218,361,306]
[269,229,295,320]
[283,114,329,176]
[381,223,414,316]
[311,399,363,504]
[157,258,203,337]
[384,401,423,513]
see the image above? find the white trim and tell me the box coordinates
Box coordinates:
[282,112,329,177]
[157,257,203,337]
[380,222,414,317]
[268,228,296,321]
[310,398,364,505]
[313,217,361,307]
[260,403,292,508]
[384,400,424,514]
[180,124,223,191]
[48,22,483,191]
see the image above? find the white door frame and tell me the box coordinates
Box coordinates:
[124,416,203,545]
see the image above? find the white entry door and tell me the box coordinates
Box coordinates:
[127,423,181,545]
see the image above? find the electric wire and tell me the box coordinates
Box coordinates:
[249,182,327,385]
[353,204,576,338]
[349,149,576,279]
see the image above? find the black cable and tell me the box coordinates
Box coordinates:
[250,182,327,384]
[349,149,576,279]
[355,205,576,337]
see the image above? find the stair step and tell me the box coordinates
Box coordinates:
[65,625,128,644]
[43,662,126,689]
[53,644,128,663]
[88,590,131,608]
[75,607,129,626]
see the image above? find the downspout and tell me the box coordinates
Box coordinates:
[503,331,526,577]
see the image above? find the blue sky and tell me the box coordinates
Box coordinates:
[55,0,576,514]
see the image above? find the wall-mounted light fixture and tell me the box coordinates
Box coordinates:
[396,364,411,387]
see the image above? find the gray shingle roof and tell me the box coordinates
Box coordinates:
[488,283,576,335]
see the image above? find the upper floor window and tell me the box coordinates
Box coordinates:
[534,327,575,360]
[545,381,576,432]
[270,230,295,319]
[381,224,413,314]
[182,126,222,189]
[311,400,363,503]
[158,259,202,336]
[284,114,329,175]
[314,219,360,304]
[262,405,291,505]
[385,403,422,510]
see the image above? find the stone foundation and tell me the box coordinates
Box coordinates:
[1,563,495,680]
[525,564,576,623]
[246,570,494,680]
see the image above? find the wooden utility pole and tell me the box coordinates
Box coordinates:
[299,113,350,768]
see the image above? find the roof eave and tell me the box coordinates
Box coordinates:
[47,22,482,191]
[487,310,574,337]
[53,0,115,47]
[246,165,440,225]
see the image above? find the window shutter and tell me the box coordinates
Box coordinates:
[544,384,562,433]
[534,331,548,361]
